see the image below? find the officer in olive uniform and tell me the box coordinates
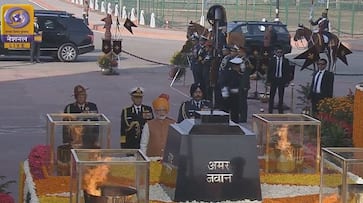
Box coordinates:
[64,85,98,114]
[120,87,154,149]
[177,83,211,123]
[63,85,99,147]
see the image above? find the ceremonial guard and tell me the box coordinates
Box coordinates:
[120,87,154,149]
[237,47,252,123]
[199,40,214,100]
[309,9,331,46]
[193,36,208,85]
[190,34,202,83]
[177,83,211,123]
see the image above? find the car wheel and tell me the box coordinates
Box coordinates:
[57,43,78,62]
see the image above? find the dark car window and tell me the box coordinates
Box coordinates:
[274,26,288,34]
[44,19,55,30]
[61,18,89,33]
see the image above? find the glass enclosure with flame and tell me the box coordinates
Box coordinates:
[320,148,363,203]
[70,149,150,203]
[252,114,321,173]
[46,113,111,176]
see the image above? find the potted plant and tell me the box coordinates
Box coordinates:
[169,51,188,80]
[296,82,311,115]
[97,52,119,75]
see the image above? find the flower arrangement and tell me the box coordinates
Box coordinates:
[28,145,51,180]
[317,91,354,147]
[0,176,15,203]
[97,52,118,69]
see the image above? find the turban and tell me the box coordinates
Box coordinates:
[152,93,170,112]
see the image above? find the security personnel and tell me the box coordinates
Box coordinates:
[177,83,211,123]
[30,17,41,63]
[120,87,154,149]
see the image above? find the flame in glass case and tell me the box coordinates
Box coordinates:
[83,157,111,196]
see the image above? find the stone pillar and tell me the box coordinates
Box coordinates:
[139,10,145,25]
[353,84,363,147]
[150,13,155,28]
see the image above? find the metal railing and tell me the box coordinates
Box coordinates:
[92,0,363,37]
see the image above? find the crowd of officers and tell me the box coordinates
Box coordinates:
[188,32,294,124]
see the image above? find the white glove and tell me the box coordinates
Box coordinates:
[221,87,229,98]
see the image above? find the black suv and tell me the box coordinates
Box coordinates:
[0,10,94,62]
[227,20,292,54]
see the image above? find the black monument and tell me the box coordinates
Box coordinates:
[160,111,262,202]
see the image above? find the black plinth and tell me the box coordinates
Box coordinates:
[161,112,262,202]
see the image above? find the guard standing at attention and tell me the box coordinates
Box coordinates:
[120,87,154,149]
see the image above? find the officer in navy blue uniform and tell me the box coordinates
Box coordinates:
[120,87,154,149]
[219,57,245,123]
[177,83,211,123]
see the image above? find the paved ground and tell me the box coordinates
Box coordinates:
[1,0,363,201]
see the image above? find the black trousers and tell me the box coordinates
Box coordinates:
[239,90,248,122]
[311,93,324,116]
[268,79,285,114]
[83,14,89,25]
[30,41,40,62]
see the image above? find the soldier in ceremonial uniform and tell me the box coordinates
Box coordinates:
[309,9,331,48]
[120,87,154,149]
[177,83,211,123]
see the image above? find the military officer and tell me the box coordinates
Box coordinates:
[120,87,154,149]
[177,83,211,123]
[64,85,98,113]
[63,85,99,147]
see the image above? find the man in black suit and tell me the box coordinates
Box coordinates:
[309,58,334,116]
[120,87,154,149]
[267,47,292,114]
[177,82,211,123]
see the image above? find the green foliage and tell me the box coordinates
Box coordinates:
[321,123,353,147]
[0,176,15,194]
[170,51,188,66]
[296,82,311,114]
[97,52,117,69]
